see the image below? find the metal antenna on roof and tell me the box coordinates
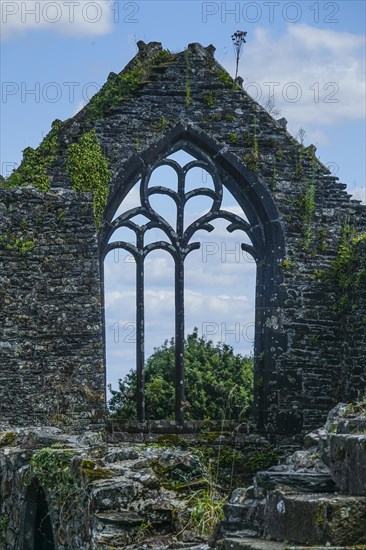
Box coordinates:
[231,30,247,80]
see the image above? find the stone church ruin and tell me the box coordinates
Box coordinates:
[0,41,365,549]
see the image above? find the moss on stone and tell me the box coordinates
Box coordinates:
[80,459,113,481]
[216,68,239,90]
[5,119,63,191]
[0,432,16,447]
[86,49,175,120]
[155,434,189,448]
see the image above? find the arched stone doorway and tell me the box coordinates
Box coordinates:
[21,481,55,550]
[100,125,286,428]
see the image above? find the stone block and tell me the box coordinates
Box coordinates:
[264,489,366,546]
[256,471,336,493]
[329,434,366,496]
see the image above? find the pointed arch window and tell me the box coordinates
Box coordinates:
[103,148,258,423]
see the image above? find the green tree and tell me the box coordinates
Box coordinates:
[108,330,254,420]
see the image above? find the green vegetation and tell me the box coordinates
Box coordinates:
[275,149,284,161]
[295,145,304,178]
[243,117,259,172]
[87,67,145,119]
[86,49,175,120]
[229,131,238,143]
[26,446,86,520]
[271,156,277,191]
[203,92,216,107]
[326,224,366,314]
[280,258,294,271]
[109,329,253,420]
[217,68,239,90]
[244,129,252,146]
[153,49,175,64]
[5,119,63,191]
[157,117,168,130]
[245,444,280,474]
[298,159,317,249]
[0,514,9,536]
[188,488,225,536]
[316,228,329,253]
[66,129,111,230]
[185,50,192,106]
[223,113,235,122]
[0,432,16,447]
[80,459,113,481]
[0,235,35,254]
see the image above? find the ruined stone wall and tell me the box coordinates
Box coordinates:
[1,42,365,438]
[56,41,363,438]
[341,204,366,403]
[0,187,105,427]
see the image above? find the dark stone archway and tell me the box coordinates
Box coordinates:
[21,481,55,550]
[100,124,286,430]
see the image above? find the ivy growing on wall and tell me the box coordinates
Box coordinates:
[326,225,366,314]
[5,120,63,191]
[66,130,111,230]
[299,158,317,249]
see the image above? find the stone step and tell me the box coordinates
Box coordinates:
[217,539,366,550]
[256,471,336,493]
[94,511,144,526]
[219,520,260,534]
[329,433,366,496]
[220,520,259,537]
[223,502,258,519]
[90,480,140,512]
[216,537,289,549]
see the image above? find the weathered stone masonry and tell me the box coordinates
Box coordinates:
[0,188,105,426]
[0,41,365,438]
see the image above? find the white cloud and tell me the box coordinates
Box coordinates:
[223,24,365,128]
[0,0,114,40]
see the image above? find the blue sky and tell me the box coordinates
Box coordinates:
[1,1,365,392]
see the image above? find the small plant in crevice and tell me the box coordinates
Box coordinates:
[244,129,252,146]
[203,92,216,107]
[216,68,239,90]
[223,112,235,122]
[66,129,112,230]
[280,258,294,271]
[316,228,329,253]
[0,234,36,254]
[229,131,238,144]
[157,117,168,130]
[242,116,259,172]
[271,156,277,191]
